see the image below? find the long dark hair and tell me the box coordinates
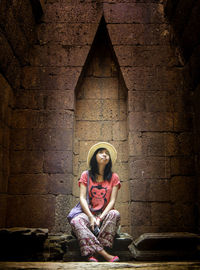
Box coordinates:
[89,148,113,182]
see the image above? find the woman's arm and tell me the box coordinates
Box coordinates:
[99,184,119,221]
[79,183,97,231]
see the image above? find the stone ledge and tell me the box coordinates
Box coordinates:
[129,232,200,261]
[0,228,133,262]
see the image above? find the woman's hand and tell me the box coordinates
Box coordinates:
[89,215,97,231]
[96,217,101,227]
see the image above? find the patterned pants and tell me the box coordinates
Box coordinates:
[70,209,120,257]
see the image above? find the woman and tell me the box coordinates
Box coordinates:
[70,142,121,262]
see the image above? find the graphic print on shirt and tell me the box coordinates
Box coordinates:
[89,185,107,213]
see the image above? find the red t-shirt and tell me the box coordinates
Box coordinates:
[78,170,121,214]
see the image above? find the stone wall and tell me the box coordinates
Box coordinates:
[0,0,36,227]
[0,0,198,239]
[164,0,200,233]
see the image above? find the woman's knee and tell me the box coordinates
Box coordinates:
[107,209,120,219]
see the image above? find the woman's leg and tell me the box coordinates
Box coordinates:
[70,213,103,257]
[98,209,120,248]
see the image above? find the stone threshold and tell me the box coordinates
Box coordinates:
[0,261,200,270]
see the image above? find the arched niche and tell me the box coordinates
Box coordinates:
[73,17,130,233]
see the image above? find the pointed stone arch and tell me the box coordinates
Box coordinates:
[72,16,131,233]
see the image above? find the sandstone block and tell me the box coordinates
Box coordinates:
[76,100,102,120]
[102,77,119,99]
[10,151,44,174]
[43,111,74,129]
[8,174,48,195]
[170,156,195,176]
[129,157,171,179]
[10,128,30,150]
[142,132,179,156]
[119,99,127,121]
[31,128,73,151]
[5,56,21,89]
[102,100,119,120]
[128,132,143,156]
[113,121,127,140]
[113,162,129,182]
[22,67,81,91]
[115,202,130,227]
[6,195,56,230]
[128,112,174,132]
[104,3,165,24]
[0,7,29,65]
[112,141,129,162]
[30,45,90,67]
[48,174,73,195]
[121,67,157,91]
[173,112,193,132]
[130,202,151,226]
[44,2,102,23]
[0,31,15,74]
[130,179,170,202]
[80,77,102,99]
[171,176,196,203]
[178,132,194,155]
[128,91,145,112]
[107,24,169,46]
[14,90,44,110]
[118,181,130,203]
[11,0,36,44]
[114,45,175,67]
[101,122,113,141]
[172,202,195,229]
[54,194,75,233]
[75,121,102,140]
[151,202,172,226]
[37,23,99,46]
[12,110,41,128]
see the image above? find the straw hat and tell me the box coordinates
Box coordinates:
[87,142,117,168]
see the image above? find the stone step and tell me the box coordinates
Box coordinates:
[129,232,200,261]
[0,228,133,262]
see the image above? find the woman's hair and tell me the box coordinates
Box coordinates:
[89,148,113,182]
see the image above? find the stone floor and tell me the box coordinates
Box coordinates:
[0,262,200,270]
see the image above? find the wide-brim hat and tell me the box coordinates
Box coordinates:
[87,142,117,168]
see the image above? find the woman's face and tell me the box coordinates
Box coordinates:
[96,148,110,166]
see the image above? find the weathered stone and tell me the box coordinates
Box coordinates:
[107,24,170,46]
[10,151,44,174]
[37,23,99,45]
[44,2,102,23]
[0,227,48,261]
[130,202,151,226]
[114,45,177,67]
[129,157,171,179]
[170,176,196,203]
[6,196,55,229]
[43,151,73,174]
[22,67,82,91]
[8,174,49,195]
[14,90,74,111]
[130,179,170,202]
[129,232,200,260]
[29,45,90,67]
[1,261,200,269]
[104,3,165,24]
[151,202,172,226]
